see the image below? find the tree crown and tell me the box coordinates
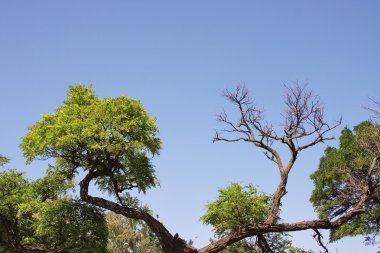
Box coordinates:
[21,84,161,201]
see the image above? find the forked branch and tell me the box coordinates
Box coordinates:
[282,82,341,153]
[365,98,380,121]
[313,228,329,253]
[214,82,341,226]
[214,83,284,174]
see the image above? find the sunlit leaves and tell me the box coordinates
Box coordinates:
[201,183,270,235]
[310,121,380,242]
[21,83,161,200]
[34,198,108,253]
[0,167,107,252]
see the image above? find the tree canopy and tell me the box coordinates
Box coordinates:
[0,83,376,253]
[201,183,312,253]
[310,121,380,244]
[0,160,108,252]
[21,84,161,204]
[201,183,270,236]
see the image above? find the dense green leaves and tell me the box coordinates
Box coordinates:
[310,121,380,242]
[201,183,270,235]
[0,168,30,251]
[31,167,74,201]
[34,198,108,253]
[201,183,312,252]
[0,166,108,252]
[0,169,32,232]
[21,84,161,202]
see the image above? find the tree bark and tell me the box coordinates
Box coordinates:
[79,169,197,253]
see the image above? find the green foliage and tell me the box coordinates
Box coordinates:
[219,239,259,253]
[106,211,162,253]
[0,169,30,248]
[0,167,108,252]
[31,166,74,201]
[21,84,161,202]
[0,169,31,227]
[0,155,10,167]
[289,247,314,253]
[219,233,294,253]
[310,121,380,242]
[217,232,313,253]
[201,183,270,236]
[202,183,313,252]
[34,198,108,253]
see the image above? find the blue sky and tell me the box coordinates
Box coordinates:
[1,1,380,252]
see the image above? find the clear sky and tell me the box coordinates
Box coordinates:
[1,1,380,252]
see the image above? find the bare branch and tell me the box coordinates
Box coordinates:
[365,98,380,121]
[215,83,285,174]
[282,82,341,152]
[312,228,329,253]
[215,82,341,226]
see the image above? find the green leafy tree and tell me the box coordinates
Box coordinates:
[310,121,380,244]
[19,83,380,253]
[288,248,314,253]
[106,211,162,253]
[34,198,108,253]
[20,83,161,202]
[0,167,29,252]
[201,183,270,236]
[0,160,108,252]
[20,84,191,253]
[201,183,311,253]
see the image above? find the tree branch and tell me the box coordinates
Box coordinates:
[312,228,329,253]
[216,83,341,226]
[79,169,197,253]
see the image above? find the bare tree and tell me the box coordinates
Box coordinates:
[214,83,340,226]
[197,83,380,253]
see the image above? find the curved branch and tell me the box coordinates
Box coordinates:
[313,228,329,253]
[215,83,341,226]
[79,169,197,253]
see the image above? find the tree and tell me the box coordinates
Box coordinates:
[201,183,312,253]
[310,121,380,245]
[19,83,380,253]
[33,198,108,253]
[0,159,108,252]
[201,183,270,236]
[0,168,29,252]
[200,183,275,253]
[106,211,162,253]
[20,84,187,253]
[214,235,313,253]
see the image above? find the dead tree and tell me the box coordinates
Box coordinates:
[214,83,340,225]
[196,83,378,253]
